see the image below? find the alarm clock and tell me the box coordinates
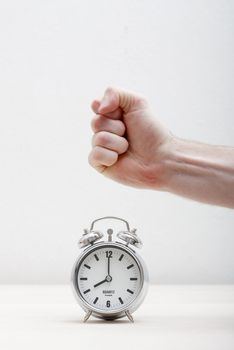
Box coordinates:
[71,216,149,322]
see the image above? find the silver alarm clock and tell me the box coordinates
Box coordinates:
[71,216,148,322]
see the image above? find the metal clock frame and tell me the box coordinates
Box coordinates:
[71,240,149,322]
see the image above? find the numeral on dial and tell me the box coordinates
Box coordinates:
[105,251,113,258]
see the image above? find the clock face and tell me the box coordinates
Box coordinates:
[76,244,142,313]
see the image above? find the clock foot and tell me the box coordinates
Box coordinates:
[83,310,92,322]
[125,310,134,323]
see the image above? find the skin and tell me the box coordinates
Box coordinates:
[88,87,234,209]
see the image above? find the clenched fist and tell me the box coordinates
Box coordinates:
[88,86,234,208]
[89,87,173,190]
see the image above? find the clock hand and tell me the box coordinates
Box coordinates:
[107,256,110,276]
[93,278,107,288]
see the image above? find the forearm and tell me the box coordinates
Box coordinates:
[161,137,234,208]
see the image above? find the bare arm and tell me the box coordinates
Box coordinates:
[160,137,234,208]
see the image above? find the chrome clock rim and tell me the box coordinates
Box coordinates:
[71,241,148,319]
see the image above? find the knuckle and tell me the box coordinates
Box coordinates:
[117,121,126,135]
[88,151,95,167]
[109,152,118,165]
[89,147,101,164]
[119,138,129,153]
[135,94,148,109]
[105,86,114,94]
[123,138,129,149]
[94,131,109,146]
[91,115,101,132]
[89,146,118,168]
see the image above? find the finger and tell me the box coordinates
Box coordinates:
[98,86,148,115]
[91,114,125,136]
[92,131,128,155]
[88,146,118,170]
[91,99,122,120]
[91,100,100,113]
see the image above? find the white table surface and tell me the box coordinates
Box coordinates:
[0,285,233,350]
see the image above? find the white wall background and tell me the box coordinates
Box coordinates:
[0,0,233,284]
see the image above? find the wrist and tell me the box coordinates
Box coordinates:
[144,136,191,192]
[158,136,188,192]
[154,135,181,192]
[138,134,177,191]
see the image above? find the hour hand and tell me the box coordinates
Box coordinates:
[93,278,107,288]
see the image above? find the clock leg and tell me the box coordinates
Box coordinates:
[125,310,134,323]
[83,310,92,322]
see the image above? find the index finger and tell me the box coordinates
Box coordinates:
[91,99,122,120]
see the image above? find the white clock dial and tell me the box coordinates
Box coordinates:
[77,245,142,312]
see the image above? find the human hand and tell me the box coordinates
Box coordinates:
[88,87,173,190]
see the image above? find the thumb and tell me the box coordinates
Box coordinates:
[98,86,148,115]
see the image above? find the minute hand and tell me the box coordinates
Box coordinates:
[108,257,110,275]
[93,278,107,288]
